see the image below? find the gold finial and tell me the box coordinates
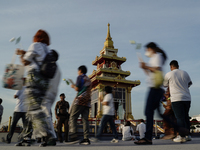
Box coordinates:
[107,23,111,39]
[104,23,114,49]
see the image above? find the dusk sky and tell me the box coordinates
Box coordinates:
[0,0,200,125]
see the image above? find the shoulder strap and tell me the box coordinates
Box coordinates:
[33,43,48,68]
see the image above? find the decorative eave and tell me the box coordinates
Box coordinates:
[92,54,126,65]
[89,68,131,79]
[90,76,141,87]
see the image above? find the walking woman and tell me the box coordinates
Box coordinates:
[15,30,55,147]
[134,42,167,145]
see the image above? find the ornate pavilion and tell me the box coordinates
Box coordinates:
[89,23,140,120]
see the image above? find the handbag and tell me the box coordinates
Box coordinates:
[153,70,164,88]
[2,54,25,90]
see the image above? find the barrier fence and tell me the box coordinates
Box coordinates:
[1,117,200,135]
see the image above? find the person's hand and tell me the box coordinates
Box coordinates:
[71,84,75,88]
[140,62,147,69]
[99,97,103,102]
[56,115,58,119]
[16,49,26,55]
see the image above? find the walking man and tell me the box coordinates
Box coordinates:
[55,93,70,143]
[164,60,192,143]
[90,86,119,143]
[69,65,92,145]
[3,86,27,143]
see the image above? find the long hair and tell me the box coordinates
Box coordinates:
[145,42,167,64]
[33,29,50,45]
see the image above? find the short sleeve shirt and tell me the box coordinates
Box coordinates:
[102,93,115,115]
[136,122,146,139]
[76,74,85,92]
[55,100,69,116]
[146,53,163,87]
[23,42,49,72]
[14,86,27,112]
[163,69,192,102]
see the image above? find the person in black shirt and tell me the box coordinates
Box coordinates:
[55,93,69,143]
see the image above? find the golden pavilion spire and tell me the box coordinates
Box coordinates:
[104,23,114,49]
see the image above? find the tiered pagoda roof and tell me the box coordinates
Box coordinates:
[89,23,141,88]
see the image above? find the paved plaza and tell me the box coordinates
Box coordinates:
[0,137,199,150]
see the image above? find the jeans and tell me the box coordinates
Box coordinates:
[171,101,191,130]
[97,115,118,139]
[7,112,26,142]
[69,105,90,139]
[144,88,164,140]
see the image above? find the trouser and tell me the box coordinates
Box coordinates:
[69,105,89,139]
[57,116,69,142]
[42,100,57,139]
[171,101,191,131]
[97,115,118,139]
[144,88,179,140]
[7,112,26,142]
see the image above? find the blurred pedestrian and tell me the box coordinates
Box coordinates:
[15,29,56,147]
[161,88,177,140]
[90,86,119,143]
[135,42,167,145]
[3,81,27,144]
[69,65,92,145]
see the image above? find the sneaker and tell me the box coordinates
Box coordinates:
[90,137,99,142]
[110,138,119,143]
[186,135,192,141]
[161,134,175,140]
[173,135,186,143]
[79,139,91,145]
[15,138,31,146]
[1,137,11,144]
[66,138,80,145]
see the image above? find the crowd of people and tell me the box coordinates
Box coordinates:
[0,29,193,147]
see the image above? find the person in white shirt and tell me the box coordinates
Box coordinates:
[3,85,27,144]
[164,60,192,143]
[15,29,57,147]
[90,86,118,143]
[121,121,135,141]
[135,42,167,145]
[136,119,146,140]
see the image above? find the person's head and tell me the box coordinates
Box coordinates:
[104,86,112,94]
[140,119,144,123]
[145,42,167,64]
[170,60,179,71]
[33,29,50,45]
[0,98,2,104]
[78,65,87,75]
[125,121,131,126]
[60,93,65,100]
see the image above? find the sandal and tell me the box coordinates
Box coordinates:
[134,138,152,145]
